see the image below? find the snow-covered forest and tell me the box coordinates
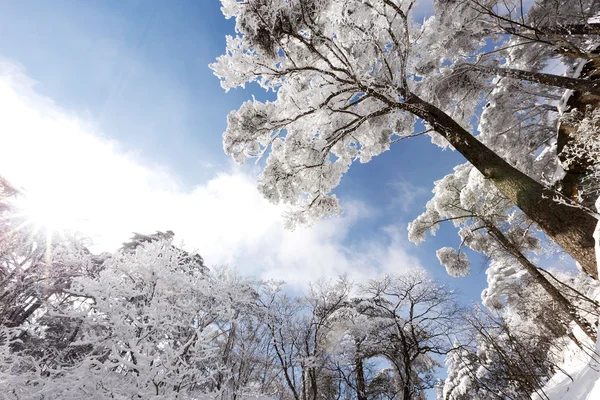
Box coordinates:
[2,0,600,398]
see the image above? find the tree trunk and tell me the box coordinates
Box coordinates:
[402,357,413,400]
[355,355,367,400]
[270,326,301,400]
[405,94,599,278]
[503,22,600,36]
[217,319,237,394]
[486,223,597,342]
[310,368,318,400]
[468,64,600,94]
[403,384,411,400]
[301,365,307,400]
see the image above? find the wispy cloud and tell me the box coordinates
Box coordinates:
[0,61,422,288]
[389,179,430,213]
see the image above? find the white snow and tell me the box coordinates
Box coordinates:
[532,335,600,400]
[557,60,586,115]
[557,89,574,115]
[533,198,600,400]
[588,14,600,24]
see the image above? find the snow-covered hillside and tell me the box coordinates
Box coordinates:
[532,338,600,400]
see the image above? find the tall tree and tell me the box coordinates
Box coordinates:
[212,0,599,277]
[357,271,463,399]
[428,0,600,208]
[409,163,598,341]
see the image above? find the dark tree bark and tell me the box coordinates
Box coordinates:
[355,355,367,400]
[503,23,600,36]
[401,94,598,278]
[467,64,600,94]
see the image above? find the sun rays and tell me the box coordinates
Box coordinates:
[1,183,73,281]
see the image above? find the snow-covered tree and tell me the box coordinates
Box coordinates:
[0,237,265,399]
[428,0,600,208]
[212,0,599,277]
[409,162,598,340]
[443,302,574,400]
[327,298,394,400]
[443,344,485,400]
[357,270,463,399]
[434,0,600,62]
[0,226,100,398]
[252,271,464,400]
[258,276,353,400]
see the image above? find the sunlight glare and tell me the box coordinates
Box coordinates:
[19,194,80,234]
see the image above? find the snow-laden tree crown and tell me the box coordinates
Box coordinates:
[212,0,600,278]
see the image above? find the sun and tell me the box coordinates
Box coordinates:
[23,199,66,233]
[16,191,86,238]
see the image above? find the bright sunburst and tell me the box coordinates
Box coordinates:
[19,194,76,235]
[6,187,87,255]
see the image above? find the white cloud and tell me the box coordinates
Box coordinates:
[389,179,430,213]
[0,61,421,288]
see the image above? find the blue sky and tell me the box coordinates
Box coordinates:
[0,0,493,302]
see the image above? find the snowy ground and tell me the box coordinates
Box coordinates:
[532,336,600,400]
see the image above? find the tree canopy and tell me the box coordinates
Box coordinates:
[211,0,600,278]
